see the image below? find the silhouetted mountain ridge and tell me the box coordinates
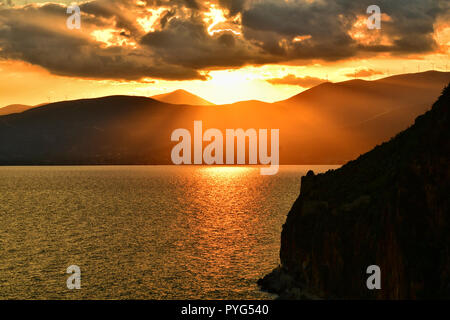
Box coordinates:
[152,89,214,105]
[259,84,450,299]
[0,72,448,165]
[0,104,33,116]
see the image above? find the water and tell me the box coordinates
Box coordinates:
[0,165,338,299]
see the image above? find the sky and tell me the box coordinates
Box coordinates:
[0,0,449,107]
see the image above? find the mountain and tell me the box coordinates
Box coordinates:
[0,104,33,116]
[259,85,450,299]
[152,89,214,105]
[276,71,450,162]
[0,72,448,165]
[0,96,274,165]
[0,96,180,164]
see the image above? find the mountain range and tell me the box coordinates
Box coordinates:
[0,71,448,165]
[0,104,34,116]
[151,89,214,106]
[259,84,450,299]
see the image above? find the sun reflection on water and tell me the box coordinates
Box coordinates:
[0,165,338,299]
[197,166,255,178]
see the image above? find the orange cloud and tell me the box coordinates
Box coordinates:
[345,68,384,78]
[266,74,326,87]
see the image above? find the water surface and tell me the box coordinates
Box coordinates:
[0,165,338,299]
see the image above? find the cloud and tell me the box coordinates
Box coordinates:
[0,0,446,81]
[0,2,207,80]
[266,74,326,87]
[345,68,384,78]
[241,0,444,61]
[218,0,245,16]
[140,15,274,70]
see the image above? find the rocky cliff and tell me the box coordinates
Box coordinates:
[259,84,450,299]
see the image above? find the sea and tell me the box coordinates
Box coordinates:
[0,165,339,299]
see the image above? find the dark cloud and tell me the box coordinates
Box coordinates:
[241,1,356,59]
[79,0,143,35]
[141,16,273,69]
[241,0,444,61]
[266,74,326,87]
[183,0,199,10]
[0,2,206,80]
[138,0,201,10]
[218,0,245,16]
[0,0,446,81]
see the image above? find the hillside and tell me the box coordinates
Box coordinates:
[152,89,214,106]
[0,96,182,164]
[259,84,450,299]
[278,71,450,157]
[0,104,33,116]
[0,72,448,165]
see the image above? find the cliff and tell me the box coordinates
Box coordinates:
[259,84,450,299]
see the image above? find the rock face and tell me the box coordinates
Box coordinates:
[260,84,450,299]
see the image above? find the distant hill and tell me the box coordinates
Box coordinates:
[276,71,450,162]
[152,89,214,106]
[0,71,448,165]
[0,104,33,116]
[259,84,450,299]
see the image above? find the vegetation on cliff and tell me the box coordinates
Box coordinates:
[260,84,450,299]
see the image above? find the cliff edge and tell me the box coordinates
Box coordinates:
[259,84,450,299]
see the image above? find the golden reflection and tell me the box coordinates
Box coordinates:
[177,166,337,297]
[182,165,266,292]
[198,166,254,177]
